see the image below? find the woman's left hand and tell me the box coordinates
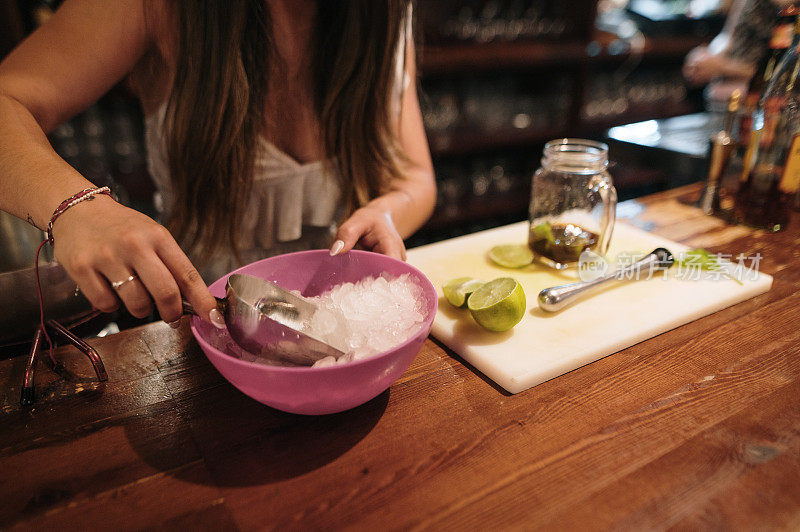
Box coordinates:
[331,204,406,261]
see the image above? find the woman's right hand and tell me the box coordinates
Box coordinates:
[683,45,725,85]
[50,194,224,329]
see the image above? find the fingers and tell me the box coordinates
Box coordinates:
[100,266,154,319]
[154,230,223,328]
[332,209,406,261]
[329,239,345,256]
[64,260,120,314]
[65,228,218,328]
[129,251,183,323]
[682,46,706,84]
[49,199,217,327]
[682,63,694,81]
[366,229,406,260]
[332,216,364,255]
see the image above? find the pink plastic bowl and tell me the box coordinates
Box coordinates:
[190,250,437,415]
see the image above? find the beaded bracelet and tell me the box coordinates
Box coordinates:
[45,186,112,245]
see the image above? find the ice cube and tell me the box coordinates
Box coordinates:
[292,273,426,364]
[308,308,338,336]
[313,356,337,368]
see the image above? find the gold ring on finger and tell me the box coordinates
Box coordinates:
[111,274,138,290]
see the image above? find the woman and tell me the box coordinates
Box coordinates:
[683,0,787,86]
[0,0,436,329]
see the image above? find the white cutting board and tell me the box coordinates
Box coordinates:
[406,222,773,394]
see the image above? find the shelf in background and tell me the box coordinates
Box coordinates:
[421,31,709,75]
[579,100,697,132]
[424,192,530,232]
[427,101,697,158]
[422,40,587,74]
[639,34,710,59]
[428,126,566,158]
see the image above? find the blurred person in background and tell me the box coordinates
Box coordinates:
[683,0,793,100]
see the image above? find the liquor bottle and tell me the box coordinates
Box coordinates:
[738,5,799,150]
[697,91,740,215]
[735,14,800,231]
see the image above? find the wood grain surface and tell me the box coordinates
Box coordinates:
[1,183,798,531]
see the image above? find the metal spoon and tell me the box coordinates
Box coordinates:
[183,274,346,365]
[537,248,674,312]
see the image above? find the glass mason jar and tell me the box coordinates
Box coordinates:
[528,139,617,269]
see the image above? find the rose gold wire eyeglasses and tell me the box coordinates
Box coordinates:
[21,311,108,406]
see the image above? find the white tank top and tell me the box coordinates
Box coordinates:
[144,106,343,281]
[143,10,411,282]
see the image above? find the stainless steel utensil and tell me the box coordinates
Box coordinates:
[184,273,346,365]
[537,248,674,312]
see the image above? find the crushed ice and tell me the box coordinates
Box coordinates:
[306,273,426,367]
[204,273,427,368]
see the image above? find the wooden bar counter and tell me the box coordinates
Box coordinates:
[1,183,799,530]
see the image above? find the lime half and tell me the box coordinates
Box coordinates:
[467,278,526,332]
[443,277,485,308]
[530,221,555,244]
[488,244,534,269]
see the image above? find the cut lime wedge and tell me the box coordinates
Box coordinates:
[488,244,534,269]
[467,278,526,332]
[443,277,485,308]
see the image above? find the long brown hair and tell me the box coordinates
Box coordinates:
[163,0,411,263]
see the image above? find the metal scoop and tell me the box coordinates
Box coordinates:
[184,274,346,365]
[537,248,674,312]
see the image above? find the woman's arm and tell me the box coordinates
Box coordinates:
[683,0,786,85]
[0,0,151,227]
[333,40,437,260]
[0,0,220,327]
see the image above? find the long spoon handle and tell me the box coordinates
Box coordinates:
[537,248,673,312]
